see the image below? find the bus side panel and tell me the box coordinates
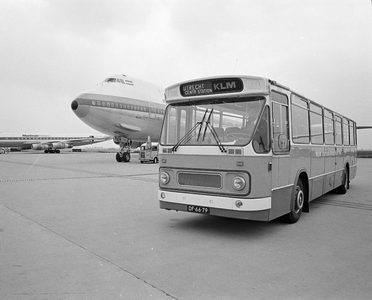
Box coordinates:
[310,145,325,200]
[349,148,357,180]
[347,146,357,181]
[334,146,345,188]
[271,156,290,189]
[323,146,336,194]
[289,145,311,188]
[269,186,293,220]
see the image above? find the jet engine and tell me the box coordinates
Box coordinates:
[113,136,121,145]
[31,143,72,150]
[32,144,50,150]
[51,142,72,149]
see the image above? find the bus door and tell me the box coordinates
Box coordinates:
[270,97,291,218]
[271,101,290,187]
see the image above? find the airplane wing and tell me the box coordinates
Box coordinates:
[65,136,111,146]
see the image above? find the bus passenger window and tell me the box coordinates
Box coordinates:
[343,119,350,146]
[349,122,355,145]
[324,110,334,145]
[291,104,310,144]
[335,116,342,145]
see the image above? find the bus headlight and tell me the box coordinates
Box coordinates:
[160,172,170,185]
[233,176,246,191]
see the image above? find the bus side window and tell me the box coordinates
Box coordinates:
[335,116,343,145]
[252,106,270,153]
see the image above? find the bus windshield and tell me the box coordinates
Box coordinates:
[160,96,266,147]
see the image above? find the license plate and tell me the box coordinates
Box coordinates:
[187,205,210,214]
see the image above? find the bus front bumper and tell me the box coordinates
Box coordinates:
[158,190,271,220]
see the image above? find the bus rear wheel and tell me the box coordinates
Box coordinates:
[284,179,304,224]
[336,168,348,194]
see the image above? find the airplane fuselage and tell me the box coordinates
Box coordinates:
[0,134,109,153]
[73,93,165,141]
[71,74,166,162]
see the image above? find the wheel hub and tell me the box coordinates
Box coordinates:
[295,188,304,213]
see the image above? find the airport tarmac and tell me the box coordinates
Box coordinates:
[1,151,371,300]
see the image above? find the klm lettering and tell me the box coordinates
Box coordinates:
[213,81,236,90]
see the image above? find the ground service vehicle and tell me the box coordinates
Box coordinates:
[139,142,159,163]
[158,75,357,223]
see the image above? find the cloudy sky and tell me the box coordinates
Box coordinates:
[1,0,371,149]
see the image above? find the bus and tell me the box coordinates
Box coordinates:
[158,76,357,223]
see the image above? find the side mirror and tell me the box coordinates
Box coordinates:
[278,134,289,150]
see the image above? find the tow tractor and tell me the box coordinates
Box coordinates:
[139,137,158,163]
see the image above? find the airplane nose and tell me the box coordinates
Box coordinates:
[71,99,90,118]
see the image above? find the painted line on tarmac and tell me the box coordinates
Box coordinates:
[0,174,158,184]
[1,203,178,300]
[312,198,372,211]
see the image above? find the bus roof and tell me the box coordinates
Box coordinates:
[164,75,356,123]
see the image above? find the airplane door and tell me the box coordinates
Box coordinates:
[149,103,156,119]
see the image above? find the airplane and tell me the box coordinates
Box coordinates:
[71,74,166,162]
[0,134,111,154]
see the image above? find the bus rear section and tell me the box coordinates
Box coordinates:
[158,76,357,223]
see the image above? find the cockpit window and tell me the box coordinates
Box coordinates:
[103,77,131,85]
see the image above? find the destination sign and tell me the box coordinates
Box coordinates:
[180,78,243,97]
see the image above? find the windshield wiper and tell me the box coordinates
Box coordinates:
[171,109,209,152]
[201,109,213,141]
[206,122,227,153]
[171,108,226,153]
[171,122,200,152]
[197,109,209,142]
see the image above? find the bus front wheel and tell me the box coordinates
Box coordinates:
[284,179,305,224]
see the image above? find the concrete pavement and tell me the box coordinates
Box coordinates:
[1,152,371,299]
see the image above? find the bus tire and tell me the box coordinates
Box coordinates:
[284,179,305,224]
[153,157,158,163]
[336,168,348,194]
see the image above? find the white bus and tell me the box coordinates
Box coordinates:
[158,76,357,223]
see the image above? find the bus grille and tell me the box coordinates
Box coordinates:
[178,172,221,189]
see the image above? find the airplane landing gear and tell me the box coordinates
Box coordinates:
[116,138,132,163]
[44,149,60,153]
[116,152,130,162]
